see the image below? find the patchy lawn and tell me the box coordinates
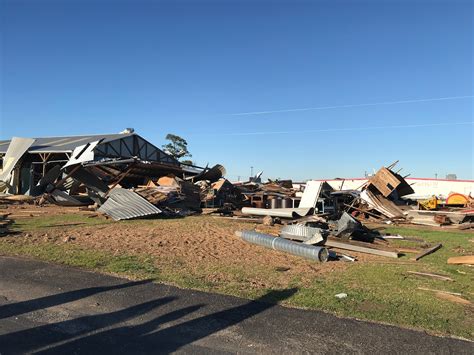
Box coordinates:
[1,206,473,339]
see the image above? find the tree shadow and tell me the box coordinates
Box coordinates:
[0,279,154,320]
[0,296,179,354]
[38,288,298,354]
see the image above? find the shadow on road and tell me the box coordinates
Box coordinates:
[38,288,298,354]
[0,296,178,353]
[1,286,297,354]
[0,279,154,320]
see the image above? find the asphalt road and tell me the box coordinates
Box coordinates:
[0,256,472,354]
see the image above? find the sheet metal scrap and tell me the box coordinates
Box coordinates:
[98,188,162,221]
[280,225,326,245]
[0,137,36,192]
[359,189,404,219]
[335,212,363,238]
[189,164,226,183]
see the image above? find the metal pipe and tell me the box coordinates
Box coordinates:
[236,230,328,262]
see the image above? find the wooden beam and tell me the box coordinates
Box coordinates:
[407,271,453,281]
[413,243,442,261]
[447,255,474,265]
[324,239,399,258]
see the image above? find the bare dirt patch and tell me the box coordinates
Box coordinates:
[0,205,379,287]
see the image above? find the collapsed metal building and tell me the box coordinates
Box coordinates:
[0,132,197,197]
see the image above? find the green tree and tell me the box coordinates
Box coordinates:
[162,133,192,161]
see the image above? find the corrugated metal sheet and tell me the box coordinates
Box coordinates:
[0,137,36,183]
[280,225,325,244]
[98,188,162,221]
[0,134,132,153]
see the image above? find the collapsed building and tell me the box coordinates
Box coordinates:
[0,133,183,194]
[0,133,225,214]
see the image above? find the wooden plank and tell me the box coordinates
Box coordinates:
[435,292,471,305]
[407,271,453,281]
[396,247,421,254]
[417,287,462,296]
[324,240,399,258]
[447,255,474,265]
[413,243,442,261]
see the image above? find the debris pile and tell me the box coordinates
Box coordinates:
[235,208,446,263]
[0,133,472,227]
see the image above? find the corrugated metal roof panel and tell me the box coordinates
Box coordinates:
[0,133,132,153]
[98,188,162,221]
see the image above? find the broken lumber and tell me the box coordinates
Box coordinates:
[407,271,454,282]
[396,247,421,254]
[324,239,399,258]
[413,243,442,261]
[447,255,474,265]
[417,287,462,296]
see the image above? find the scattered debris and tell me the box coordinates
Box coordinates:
[280,225,326,245]
[324,239,399,258]
[417,287,462,296]
[340,254,356,262]
[241,207,314,219]
[434,292,471,305]
[407,271,454,282]
[447,256,474,265]
[98,188,162,221]
[413,243,442,261]
[382,235,405,240]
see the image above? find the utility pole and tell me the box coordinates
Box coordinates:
[250,166,254,177]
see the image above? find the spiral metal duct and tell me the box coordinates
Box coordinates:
[236,230,329,262]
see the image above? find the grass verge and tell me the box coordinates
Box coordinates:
[1,214,473,339]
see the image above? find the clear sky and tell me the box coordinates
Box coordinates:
[1,0,473,181]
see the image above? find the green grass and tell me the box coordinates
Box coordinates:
[1,214,473,339]
[10,213,112,231]
[0,242,160,278]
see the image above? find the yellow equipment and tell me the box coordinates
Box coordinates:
[418,196,439,210]
[445,193,469,206]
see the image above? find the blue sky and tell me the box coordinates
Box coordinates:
[1,0,472,181]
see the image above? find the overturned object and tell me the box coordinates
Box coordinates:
[98,188,162,221]
[366,166,414,198]
[236,230,329,262]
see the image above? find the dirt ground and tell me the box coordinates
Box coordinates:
[2,204,385,286]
